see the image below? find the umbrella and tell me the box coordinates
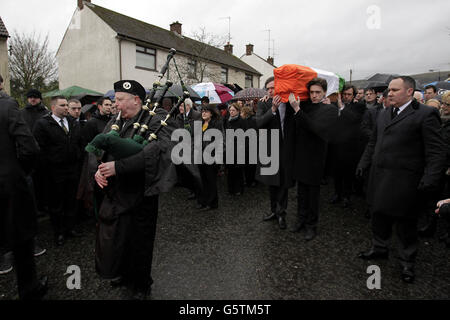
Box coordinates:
[367,73,399,84]
[153,84,201,101]
[73,93,104,105]
[191,82,234,104]
[81,103,97,114]
[43,85,103,98]
[365,81,388,92]
[230,88,266,101]
[423,81,450,91]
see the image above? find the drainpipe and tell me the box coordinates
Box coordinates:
[118,37,123,80]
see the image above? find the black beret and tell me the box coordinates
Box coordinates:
[114,80,146,103]
[26,88,42,99]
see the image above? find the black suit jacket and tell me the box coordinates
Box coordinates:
[255,99,295,188]
[293,101,339,186]
[0,95,40,246]
[33,114,83,179]
[358,99,446,217]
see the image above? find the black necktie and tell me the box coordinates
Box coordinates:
[60,119,68,134]
[391,107,399,120]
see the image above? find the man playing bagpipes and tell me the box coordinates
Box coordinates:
[92,79,178,299]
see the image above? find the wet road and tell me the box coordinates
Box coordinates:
[1,177,449,300]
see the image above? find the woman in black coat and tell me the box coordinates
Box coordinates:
[224,103,247,195]
[197,104,223,210]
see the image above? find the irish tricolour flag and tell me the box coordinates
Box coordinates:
[274,64,341,103]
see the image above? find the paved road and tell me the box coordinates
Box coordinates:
[1,177,449,300]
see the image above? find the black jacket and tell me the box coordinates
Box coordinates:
[293,101,339,186]
[82,110,111,147]
[255,99,296,187]
[0,95,40,246]
[33,114,83,178]
[359,100,446,217]
[224,115,248,165]
[20,102,49,132]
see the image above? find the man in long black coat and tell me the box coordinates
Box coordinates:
[357,76,446,283]
[256,77,295,230]
[328,85,367,207]
[0,94,47,299]
[20,89,50,215]
[93,80,177,299]
[289,78,338,240]
[33,96,83,246]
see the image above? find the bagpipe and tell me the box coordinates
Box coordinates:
[85,48,190,161]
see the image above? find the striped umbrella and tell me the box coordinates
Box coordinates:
[231,88,266,101]
[191,82,234,104]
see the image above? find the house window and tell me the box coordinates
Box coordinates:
[136,45,156,70]
[245,73,253,88]
[221,67,228,83]
[188,59,197,78]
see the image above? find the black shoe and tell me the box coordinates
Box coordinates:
[55,234,65,246]
[329,195,341,204]
[290,221,304,233]
[65,230,82,238]
[304,228,316,241]
[110,276,125,288]
[199,205,217,212]
[418,218,437,237]
[23,276,48,300]
[0,252,13,275]
[187,193,196,200]
[342,198,352,208]
[130,287,151,300]
[358,249,388,260]
[278,216,287,230]
[263,212,276,221]
[401,267,415,283]
[34,244,47,257]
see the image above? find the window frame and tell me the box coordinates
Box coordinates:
[135,45,157,71]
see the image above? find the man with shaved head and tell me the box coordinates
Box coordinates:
[357,76,446,283]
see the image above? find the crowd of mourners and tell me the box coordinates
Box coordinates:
[1,72,449,299]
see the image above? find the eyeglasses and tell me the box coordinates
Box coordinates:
[443,102,450,107]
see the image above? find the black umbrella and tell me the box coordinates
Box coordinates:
[81,103,97,114]
[433,81,450,91]
[72,93,103,105]
[153,84,201,101]
[367,73,399,84]
[365,81,388,92]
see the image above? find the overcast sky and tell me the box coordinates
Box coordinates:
[1,0,449,81]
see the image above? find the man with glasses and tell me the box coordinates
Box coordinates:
[33,96,83,246]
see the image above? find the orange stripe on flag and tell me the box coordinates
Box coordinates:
[274,64,318,103]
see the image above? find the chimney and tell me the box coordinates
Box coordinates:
[77,0,90,10]
[245,44,254,56]
[224,42,233,54]
[267,56,274,66]
[170,21,182,35]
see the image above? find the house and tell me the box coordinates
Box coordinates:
[57,0,261,94]
[0,16,10,94]
[240,44,276,89]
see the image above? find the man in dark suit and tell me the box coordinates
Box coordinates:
[328,85,367,207]
[357,76,446,283]
[0,93,47,299]
[288,78,339,240]
[175,98,201,130]
[256,76,296,230]
[33,96,83,246]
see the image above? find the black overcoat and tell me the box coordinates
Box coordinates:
[293,101,339,186]
[358,100,446,218]
[255,99,295,188]
[0,96,40,247]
